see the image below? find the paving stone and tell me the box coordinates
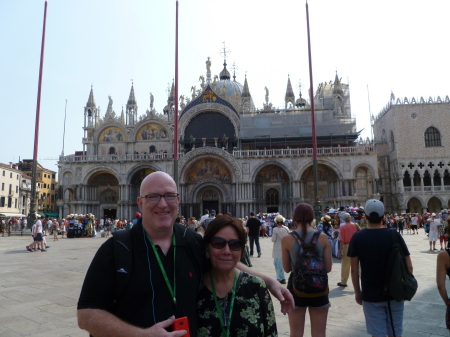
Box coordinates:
[0,229,449,336]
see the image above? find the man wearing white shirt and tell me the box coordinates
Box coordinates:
[411,214,419,234]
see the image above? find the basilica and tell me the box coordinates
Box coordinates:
[57,58,377,220]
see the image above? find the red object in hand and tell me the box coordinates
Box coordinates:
[173,316,190,337]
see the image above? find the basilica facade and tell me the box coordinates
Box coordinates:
[57,59,377,220]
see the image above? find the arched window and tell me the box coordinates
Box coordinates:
[149,145,156,153]
[265,188,279,206]
[109,147,116,154]
[425,127,441,147]
[403,171,411,187]
[390,131,395,151]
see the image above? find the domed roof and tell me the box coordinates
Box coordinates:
[215,79,243,97]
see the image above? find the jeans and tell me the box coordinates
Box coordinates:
[248,235,261,255]
[273,258,285,280]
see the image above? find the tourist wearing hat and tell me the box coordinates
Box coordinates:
[132,212,141,226]
[317,215,333,245]
[348,199,413,337]
[271,214,289,284]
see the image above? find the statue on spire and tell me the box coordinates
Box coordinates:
[206,57,211,83]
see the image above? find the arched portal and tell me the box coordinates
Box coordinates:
[266,188,280,213]
[88,171,119,218]
[254,165,290,214]
[200,187,221,215]
[301,164,339,208]
[129,168,156,203]
[181,156,234,218]
[427,197,441,213]
[407,197,422,213]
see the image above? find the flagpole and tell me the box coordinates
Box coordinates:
[28,0,48,228]
[173,1,179,191]
[305,1,321,222]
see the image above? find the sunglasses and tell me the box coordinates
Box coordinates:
[210,237,244,251]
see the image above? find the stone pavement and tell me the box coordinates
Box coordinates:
[0,229,448,337]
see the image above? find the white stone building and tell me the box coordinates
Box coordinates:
[373,93,450,214]
[0,163,26,217]
[57,58,378,220]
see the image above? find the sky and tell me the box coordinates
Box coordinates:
[2,0,450,176]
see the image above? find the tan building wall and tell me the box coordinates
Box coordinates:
[373,96,450,213]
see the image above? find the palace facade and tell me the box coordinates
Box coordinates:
[57,58,377,219]
[373,94,450,214]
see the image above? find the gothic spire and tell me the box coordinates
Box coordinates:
[241,75,251,98]
[168,81,175,102]
[285,75,295,99]
[86,85,96,108]
[333,72,343,95]
[127,82,137,105]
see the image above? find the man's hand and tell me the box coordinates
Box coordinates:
[265,277,295,314]
[144,316,187,337]
[354,292,362,305]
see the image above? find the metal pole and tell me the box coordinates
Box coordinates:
[173,1,179,193]
[28,1,48,228]
[305,1,321,222]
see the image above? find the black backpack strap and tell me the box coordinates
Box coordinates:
[310,230,321,245]
[112,230,132,309]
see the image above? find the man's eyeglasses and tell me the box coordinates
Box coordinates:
[209,237,244,251]
[140,193,179,204]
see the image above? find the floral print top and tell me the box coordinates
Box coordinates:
[197,271,277,337]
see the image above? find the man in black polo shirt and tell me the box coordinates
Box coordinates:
[77,172,293,336]
[246,211,262,257]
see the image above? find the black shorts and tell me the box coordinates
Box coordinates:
[35,233,43,242]
[411,225,418,230]
[287,274,330,309]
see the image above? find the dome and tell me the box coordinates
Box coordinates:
[215,79,244,97]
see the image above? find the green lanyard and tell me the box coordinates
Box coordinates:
[146,233,177,309]
[210,272,238,337]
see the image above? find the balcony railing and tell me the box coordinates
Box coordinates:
[59,145,375,164]
[232,145,375,158]
[59,153,176,164]
[404,185,450,192]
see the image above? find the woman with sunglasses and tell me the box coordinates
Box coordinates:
[197,215,277,337]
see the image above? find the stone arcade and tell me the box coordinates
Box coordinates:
[57,58,377,219]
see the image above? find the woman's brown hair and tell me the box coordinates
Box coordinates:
[203,215,247,270]
[292,203,314,238]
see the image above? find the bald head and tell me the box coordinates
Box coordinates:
[140,171,176,196]
[137,171,179,236]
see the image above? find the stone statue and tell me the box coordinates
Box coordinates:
[206,58,211,73]
[264,87,269,103]
[191,86,196,99]
[179,95,185,109]
[107,95,113,114]
[150,93,154,109]
[199,76,205,89]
